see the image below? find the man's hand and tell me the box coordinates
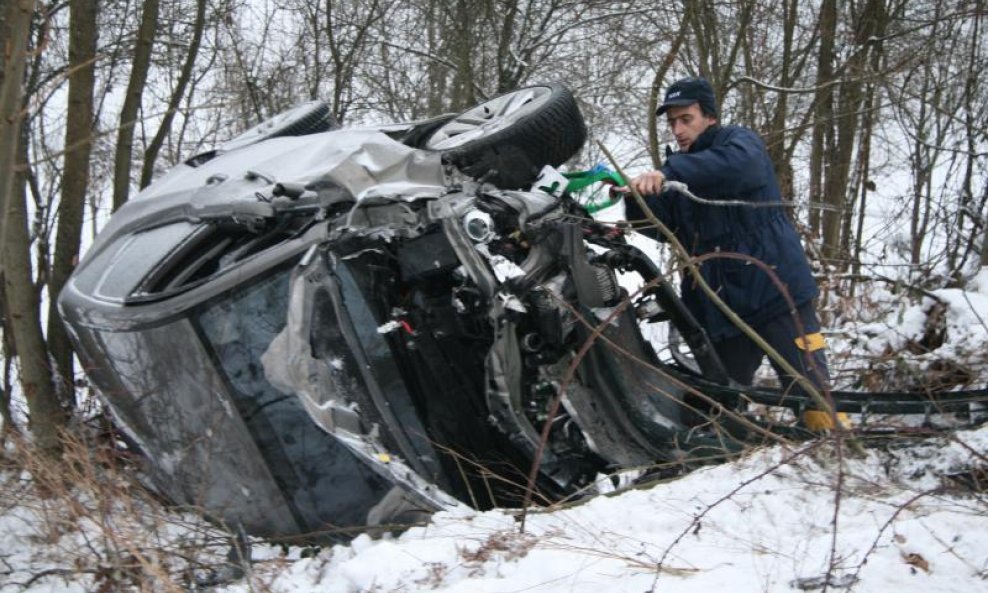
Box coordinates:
[617,170,666,197]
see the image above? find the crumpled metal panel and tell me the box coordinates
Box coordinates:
[81,131,447,269]
[140,130,446,204]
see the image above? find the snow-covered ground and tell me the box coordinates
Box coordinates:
[826,269,988,393]
[2,426,986,592]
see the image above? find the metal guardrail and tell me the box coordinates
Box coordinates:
[667,363,988,415]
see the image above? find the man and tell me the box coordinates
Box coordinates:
[623,77,840,430]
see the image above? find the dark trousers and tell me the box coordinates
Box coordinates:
[712,301,830,398]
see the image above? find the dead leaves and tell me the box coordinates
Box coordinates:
[902,551,931,573]
[460,530,537,565]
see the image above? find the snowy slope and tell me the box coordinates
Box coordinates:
[230,430,987,593]
[3,427,985,592]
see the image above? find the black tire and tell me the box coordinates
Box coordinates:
[219,100,338,152]
[399,113,456,148]
[423,83,587,189]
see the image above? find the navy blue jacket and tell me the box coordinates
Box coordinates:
[625,124,819,341]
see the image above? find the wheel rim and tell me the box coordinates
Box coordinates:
[424,86,553,150]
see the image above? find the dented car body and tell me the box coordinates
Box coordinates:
[59,86,986,539]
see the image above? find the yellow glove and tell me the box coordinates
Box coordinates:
[803,410,851,431]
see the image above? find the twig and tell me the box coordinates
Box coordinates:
[14,567,96,589]
[825,435,846,593]
[650,440,826,590]
[946,432,988,466]
[961,290,988,338]
[847,489,938,591]
[519,280,617,532]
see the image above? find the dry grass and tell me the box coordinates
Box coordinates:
[0,425,252,592]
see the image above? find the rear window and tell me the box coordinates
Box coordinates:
[132,217,314,302]
[73,216,314,304]
[72,222,200,301]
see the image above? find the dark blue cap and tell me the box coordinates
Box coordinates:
[657,77,718,118]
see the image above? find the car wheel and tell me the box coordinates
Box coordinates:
[399,113,456,148]
[423,83,587,189]
[219,100,338,153]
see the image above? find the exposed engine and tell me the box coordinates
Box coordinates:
[261,182,695,509]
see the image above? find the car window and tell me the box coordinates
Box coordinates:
[195,263,392,533]
[72,222,200,301]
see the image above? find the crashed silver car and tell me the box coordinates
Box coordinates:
[58,84,984,539]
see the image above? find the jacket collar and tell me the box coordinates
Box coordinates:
[687,124,721,153]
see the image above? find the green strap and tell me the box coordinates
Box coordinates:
[563,166,626,213]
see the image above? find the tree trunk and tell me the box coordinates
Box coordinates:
[766,0,797,204]
[808,0,836,237]
[980,179,988,267]
[909,3,941,267]
[424,0,447,115]
[139,0,206,188]
[851,53,883,290]
[46,0,97,410]
[0,264,16,439]
[0,0,35,248]
[685,0,716,84]
[946,2,984,279]
[0,0,65,454]
[0,0,12,432]
[449,0,477,109]
[821,0,883,267]
[685,0,751,105]
[647,19,689,169]
[495,0,519,93]
[111,0,160,211]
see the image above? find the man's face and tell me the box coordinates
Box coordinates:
[666,103,717,151]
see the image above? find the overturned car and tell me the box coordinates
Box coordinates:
[59,84,986,539]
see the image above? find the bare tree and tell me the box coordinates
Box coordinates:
[111,0,160,211]
[647,17,689,169]
[946,1,986,279]
[139,0,208,188]
[683,0,754,102]
[763,0,801,201]
[0,0,66,454]
[46,0,98,410]
[807,0,837,242]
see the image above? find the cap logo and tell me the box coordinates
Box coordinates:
[669,91,681,98]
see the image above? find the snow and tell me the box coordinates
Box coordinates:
[2,428,986,592]
[827,272,988,392]
[259,434,985,593]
